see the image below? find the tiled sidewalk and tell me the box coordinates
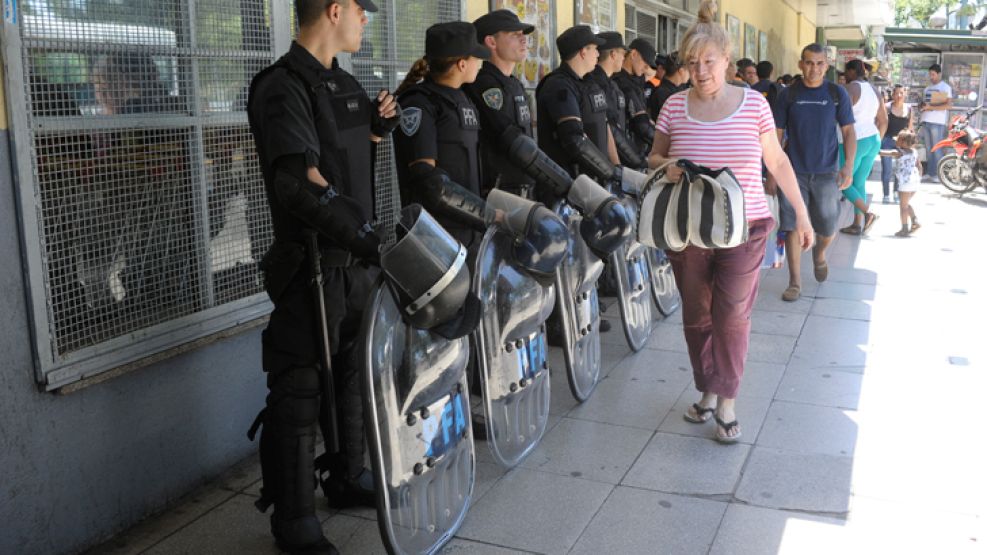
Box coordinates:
[90,183,985,554]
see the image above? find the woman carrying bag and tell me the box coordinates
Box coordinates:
[648,0,813,443]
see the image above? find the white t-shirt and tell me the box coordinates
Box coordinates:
[921,81,953,125]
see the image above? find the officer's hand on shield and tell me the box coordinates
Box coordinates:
[371,90,402,138]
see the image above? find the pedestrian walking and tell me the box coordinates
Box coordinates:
[919,64,953,181]
[838,59,886,235]
[648,0,813,443]
[751,60,782,115]
[879,130,922,236]
[774,43,855,302]
[881,84,913,203]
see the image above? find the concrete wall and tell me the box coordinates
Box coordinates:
[0,61,268,555]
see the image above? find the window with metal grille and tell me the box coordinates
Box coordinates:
[575,0,615,32]
[5,0,459,389]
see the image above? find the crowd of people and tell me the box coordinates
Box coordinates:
[245,0,946,553]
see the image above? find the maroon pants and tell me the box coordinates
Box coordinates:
[665,219,771,399]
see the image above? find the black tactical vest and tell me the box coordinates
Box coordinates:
[580,79,610,154]
[472,64,534,195]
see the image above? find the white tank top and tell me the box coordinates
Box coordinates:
[852,79,879,139]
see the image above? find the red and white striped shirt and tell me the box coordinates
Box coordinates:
[656,88,774,222]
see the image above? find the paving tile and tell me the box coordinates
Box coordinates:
[90,486,239,555]
[809,297,874,321]
[734,447,853,513]
[644,322,689,353]
[441,538,540,554]
[622,432,750,495]
[473,460,508,502]
[143,494,285,555]
[787,316,872,372]
[567,374,684,430]
[746,332,798,364]
[756,401,860,457]
[758,269,821,298]
[605,348,695,386]
[709,503,849,555]
[570,487,726,555]
[457,468,613,554]
[323,513,387,554]
[215,452,262,494]
[815,281,878,302]
[734,360,787,399]
[749,309,808,337]
[774,368,863,410]
[518,418,653,484]
[657,392,772,445]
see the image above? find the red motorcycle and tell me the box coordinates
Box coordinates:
[932,105,986,194]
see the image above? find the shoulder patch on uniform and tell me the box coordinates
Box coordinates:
[482,87,504,110]
[400,107,422,136]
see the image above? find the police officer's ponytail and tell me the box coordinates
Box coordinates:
[396,56,469,96]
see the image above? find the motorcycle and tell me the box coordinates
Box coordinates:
[933,104,985,194]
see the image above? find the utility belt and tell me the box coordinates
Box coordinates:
[261,240,356,303]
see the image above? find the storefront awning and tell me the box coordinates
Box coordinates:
[884,27,987,52]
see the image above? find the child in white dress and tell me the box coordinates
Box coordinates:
[879,131,921,237]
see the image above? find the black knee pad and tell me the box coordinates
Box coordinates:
[268,366,322,429]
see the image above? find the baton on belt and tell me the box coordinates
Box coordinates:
[305,229,340,454]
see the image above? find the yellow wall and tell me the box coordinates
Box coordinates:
[466,0,576,33]
[718,0,817,76]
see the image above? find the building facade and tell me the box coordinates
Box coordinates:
[0,1,817,553]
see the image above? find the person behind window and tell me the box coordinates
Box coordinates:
[92,52,174,115]
[648,0,812,444]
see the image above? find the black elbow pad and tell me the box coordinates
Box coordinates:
[557,119,616,183]
[630,113,655,145]
[272,170,381,261]
[611,124,646,170]
[502,128,573,198]
[410,163,494,231]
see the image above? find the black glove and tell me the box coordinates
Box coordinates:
[318,187,381,263]
[371,90,402,137]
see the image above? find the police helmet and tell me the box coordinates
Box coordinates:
[567,175,633,259]
[486,189,568,285]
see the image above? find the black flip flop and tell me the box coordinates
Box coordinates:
[714,415,742,444]
[683,403,715,424]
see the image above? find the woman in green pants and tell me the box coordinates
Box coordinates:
[839,59,887,235]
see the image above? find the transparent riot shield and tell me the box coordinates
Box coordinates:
[609,197,654,351]
[553,201,605,402]
[473,226,555,468]
[361,278,474,555]
[647,248,681,316]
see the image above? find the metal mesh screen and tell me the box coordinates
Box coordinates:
[17,0,275,374]
[350,0,461,244]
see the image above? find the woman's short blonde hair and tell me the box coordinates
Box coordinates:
[679,0,732,62]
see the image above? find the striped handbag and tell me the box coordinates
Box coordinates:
[634,160,747,251]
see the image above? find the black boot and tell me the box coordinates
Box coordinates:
[320,455,377,509]
[260,368,338,554]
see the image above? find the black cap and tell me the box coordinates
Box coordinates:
[627,38,658,68]
[596,31,624,52]
[474,9,535,40]
[425,22,491,60]
[354,0,378,12]
[557,25,606,59]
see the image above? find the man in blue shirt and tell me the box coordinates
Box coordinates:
[774,43,855,302]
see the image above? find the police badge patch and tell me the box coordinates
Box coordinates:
[482,88,504,110]
[401,107,422,136]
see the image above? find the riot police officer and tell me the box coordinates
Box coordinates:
[393,21,497,251]
[585,32,646,170]
[613,38,658,160]
[536,26,621,189]
[246,0,400,552]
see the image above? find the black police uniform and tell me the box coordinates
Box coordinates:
[648,78,688,120]
[247,41,379,547]
[585,65,646,169]
[394,79,486,250]
[466,61,534,197]
[613,69,654,156]
[536,63,611,180]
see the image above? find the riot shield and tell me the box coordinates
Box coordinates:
[553,201,605,402]
[473,226,555,468]
[361,278,474,555]
[609,197,654,351]
[647,248,681,316]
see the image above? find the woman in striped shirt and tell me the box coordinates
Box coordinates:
[648,0,813,443]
